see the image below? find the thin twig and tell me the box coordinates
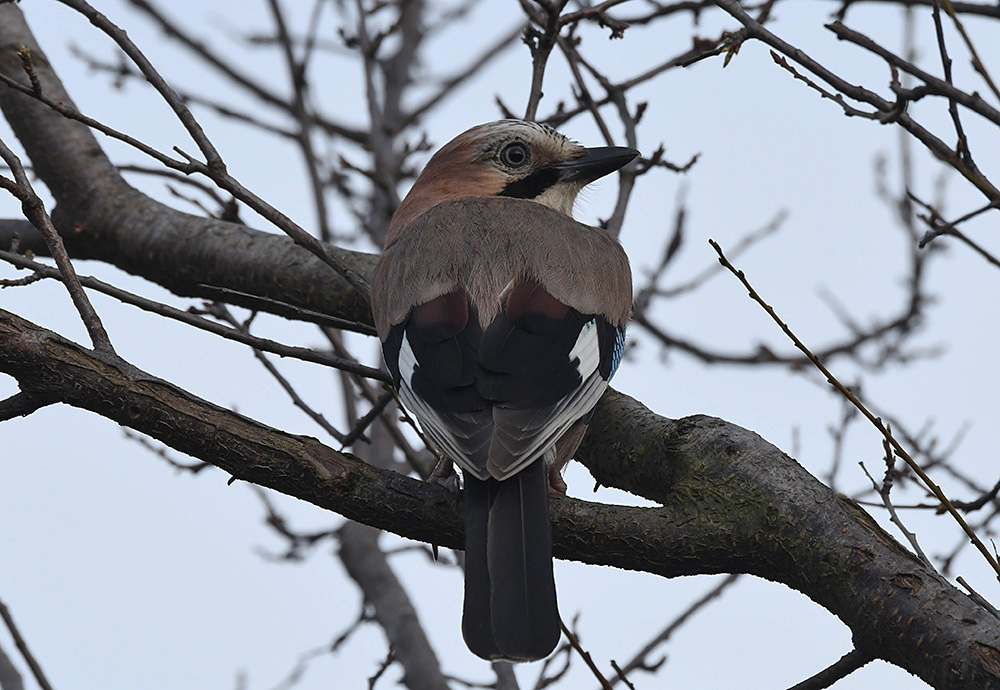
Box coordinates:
[51,0,372,300]
[559,619,612,690]
[0,137,114,354]
[56,0,223,165]
[0,250,388,382]
[403,22,525,127]
[859,455,933,569]
[367,646,395,690]
[123,0,364,142]
[785,647,875,690]
[608,574,740,687]
[266,0,332,242]
[519,0,569,120]
[0,598,55,690]
[957,576,1000,620]
[202,303,348,441]
[824,20,1000,128]
[341,391,395,448]
[711,1,1000,201]
[940,0,1000,101]
[196,285,375,335]
[122,428,212,474]
[930,0,973,165]
[710,238,1000,581]
[917,198,1000,248]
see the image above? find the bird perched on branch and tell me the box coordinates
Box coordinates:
[371,119,636,662]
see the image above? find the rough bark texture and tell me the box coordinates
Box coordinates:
[576,399,1000,688]
[1,5,999,689]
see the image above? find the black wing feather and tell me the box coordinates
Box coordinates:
[476,309,589,409]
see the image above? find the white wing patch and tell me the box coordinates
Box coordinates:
[398,333,418,387]
[569,319,600,379]
[487,319,607,480]
[396,318,610,482]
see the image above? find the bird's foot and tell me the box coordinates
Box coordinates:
[547,464,568,494]
[428,456,460,494]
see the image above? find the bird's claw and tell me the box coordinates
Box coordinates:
[548,464,568,494]
[428,456,460,494]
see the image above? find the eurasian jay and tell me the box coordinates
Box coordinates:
[370,119,635,661]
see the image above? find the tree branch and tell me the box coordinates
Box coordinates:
[0,598,53,690]
[785,647,875,690]
[2,308,999,688]
[0,6,373,327]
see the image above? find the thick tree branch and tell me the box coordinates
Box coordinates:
[339,523,450,690]
[0,642,24,690]
[0,7,372,327]
[1,309,999,688]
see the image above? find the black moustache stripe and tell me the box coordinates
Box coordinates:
[499,167,561,200]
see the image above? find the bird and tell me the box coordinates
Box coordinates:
[370,119,635,662]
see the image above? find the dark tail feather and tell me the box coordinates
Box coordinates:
[486,459,560,661]
[462,474,501,659]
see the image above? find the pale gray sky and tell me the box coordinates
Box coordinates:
[2,2,999,689]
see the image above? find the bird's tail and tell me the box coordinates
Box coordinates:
[462,459,560,661]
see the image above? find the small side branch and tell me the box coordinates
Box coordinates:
[0,249,388,382]
[709,237,1000,581]
[0,137,115,355]
[785,647,875,690]
[560,618,613,690]
[0,597,55,690]
[0,390,59,421]
[610,574,740,686]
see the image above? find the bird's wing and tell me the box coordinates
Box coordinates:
[476,280,626,479]
[372,200,630,481]
[381,290,494,479]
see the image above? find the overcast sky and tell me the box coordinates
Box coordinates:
[2,1,999,689]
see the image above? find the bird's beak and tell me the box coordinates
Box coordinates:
[553,146,639,183]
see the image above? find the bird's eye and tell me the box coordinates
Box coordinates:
[499,142,530,167]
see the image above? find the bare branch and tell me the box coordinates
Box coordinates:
[609,574,740,687]
[3,308,1000,686]
[123,0,365,142]
[826,19,1000,128]
[785,647,876,690]
[0,642,24,690]
[0,136,114,354]
[710,237,1000,579]
[0,249,387,381]
[0,390,59,422]
[0,598,54,690]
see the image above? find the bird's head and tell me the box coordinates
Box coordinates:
[386,120,638,246]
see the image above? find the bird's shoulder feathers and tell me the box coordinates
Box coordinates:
[371,196,632,337]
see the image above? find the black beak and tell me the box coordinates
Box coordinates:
[553,146,639,183]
